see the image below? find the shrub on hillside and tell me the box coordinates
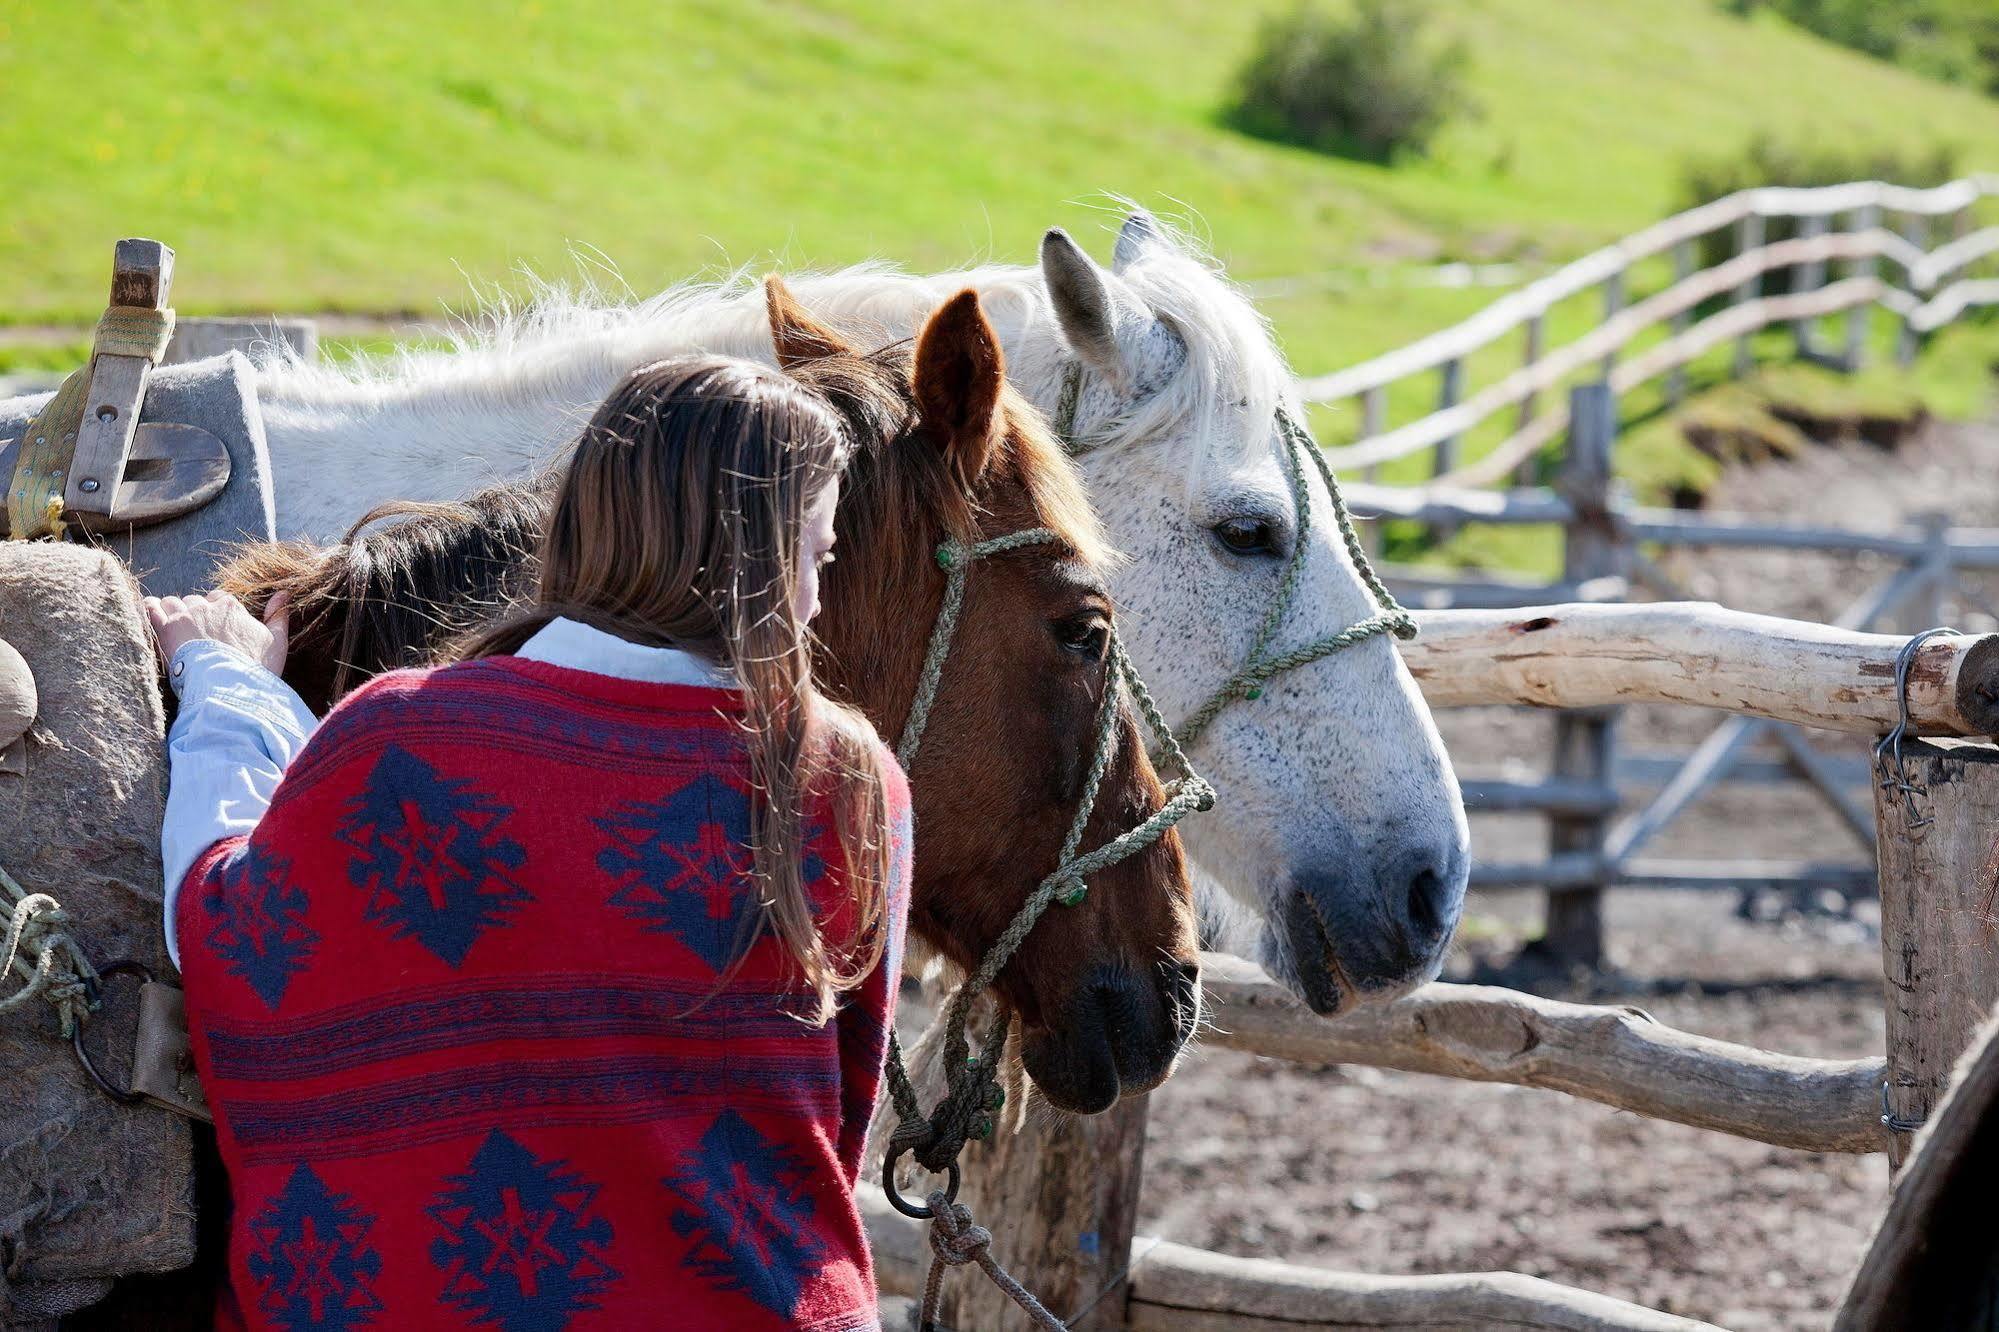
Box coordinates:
[1226,0,1473,164]
[1725,0,1999,97]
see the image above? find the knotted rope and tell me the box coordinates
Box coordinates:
[0,867,98,1037]
[8,303,175,540]
[917,1189,1066,1332]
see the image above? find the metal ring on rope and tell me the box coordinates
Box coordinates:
[882,1144,961,1220]
[1873,626,1960,828]
[70,959,153,1105]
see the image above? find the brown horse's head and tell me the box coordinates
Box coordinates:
[768,279,1199,1111]
[221,281,1200,1113]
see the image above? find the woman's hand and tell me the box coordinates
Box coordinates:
[144,590,290,675]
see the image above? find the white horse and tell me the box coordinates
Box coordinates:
[247,212,1469,1013]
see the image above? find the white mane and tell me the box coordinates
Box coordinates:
[251,219,1289,480]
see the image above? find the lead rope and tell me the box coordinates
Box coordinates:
[885,528,1212,1332]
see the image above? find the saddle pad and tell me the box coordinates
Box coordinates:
[0,353,277,597]
[0,545,195,1326]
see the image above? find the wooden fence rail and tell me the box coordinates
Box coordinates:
[1302,176,1999,485]
[1199,954,1883,1154]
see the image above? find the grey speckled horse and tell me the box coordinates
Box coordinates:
[231,211,1468,1013]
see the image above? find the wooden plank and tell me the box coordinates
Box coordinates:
[1459,777,1619,816]
[1398,603,1999,736]
[66,239,173,520]
[1196,954,1883,1154]
[1470,855,1873,893]
[1874,737,1999,1171]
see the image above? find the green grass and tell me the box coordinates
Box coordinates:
[3,0,1997,572]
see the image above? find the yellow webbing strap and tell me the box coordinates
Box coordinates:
[8,304,175,540]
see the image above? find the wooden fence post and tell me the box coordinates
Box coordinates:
[1599,270,1624,379]
[1665,238,1694,406]
[931,1095,1152,1329]
[1875,737,1999,1172]
[1844,204,1879,372]
[1792,213,1826,357]
[1732,213,1765,378]
[1432,356,1464,479]
[1898,213,1931,367]
[1542,383,1621,968]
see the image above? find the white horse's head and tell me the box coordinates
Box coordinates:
[1006,213,1468,1013]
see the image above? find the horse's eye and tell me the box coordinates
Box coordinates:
[1054,613,1111,661]
[1212,516,1281,558]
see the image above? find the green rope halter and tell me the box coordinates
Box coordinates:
[1051,361,1415,753]
[883,526,1213,1201]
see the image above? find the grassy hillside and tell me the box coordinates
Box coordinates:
[4,0,1996,346]
[5,0,1997,579]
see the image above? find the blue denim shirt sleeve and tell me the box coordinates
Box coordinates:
[161,640,318,967]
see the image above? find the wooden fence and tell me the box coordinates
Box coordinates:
[1303,176,1999,486]
[1289,177,1999,964]
[868,612,1999,1330]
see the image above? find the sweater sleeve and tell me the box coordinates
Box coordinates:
[160,640,320,968]
[834,745,913,1182]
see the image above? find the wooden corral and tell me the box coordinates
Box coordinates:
[876,607,1999,1330]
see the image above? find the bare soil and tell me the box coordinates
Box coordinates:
[1130,418,1999,1331]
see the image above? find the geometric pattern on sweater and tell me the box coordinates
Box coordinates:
[594,770,758,973]
[427,1130,618,1332]
[663,1108,826,1318]
[199,845,318,1012]
[337,745,530,966]
[245,1164,385,1332]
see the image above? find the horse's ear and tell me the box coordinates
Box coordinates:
[913,289,1004,489]
[1041,228,1140,385]
[765,275,855,368]
[1112,209,1170,272]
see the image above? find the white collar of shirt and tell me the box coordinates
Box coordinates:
[516,617,735,689]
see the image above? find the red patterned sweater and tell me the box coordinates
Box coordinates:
[174,656,911,1332]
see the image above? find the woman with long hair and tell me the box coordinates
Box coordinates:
[147,355,908,1330]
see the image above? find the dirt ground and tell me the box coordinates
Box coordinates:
[1133,418,1999,1331]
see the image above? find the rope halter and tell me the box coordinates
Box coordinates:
[885,525,1213,1206]
[1052,360,1415,754]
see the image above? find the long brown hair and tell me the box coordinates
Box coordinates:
[455,355,891,1022]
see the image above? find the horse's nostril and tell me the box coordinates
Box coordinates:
[1406,865,1450,942]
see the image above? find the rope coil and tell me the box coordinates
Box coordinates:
[0,866,98,1037]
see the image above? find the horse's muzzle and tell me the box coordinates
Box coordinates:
[1021,957,1201,1114]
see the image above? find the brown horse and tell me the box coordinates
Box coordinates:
[220,279,1199,1116]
